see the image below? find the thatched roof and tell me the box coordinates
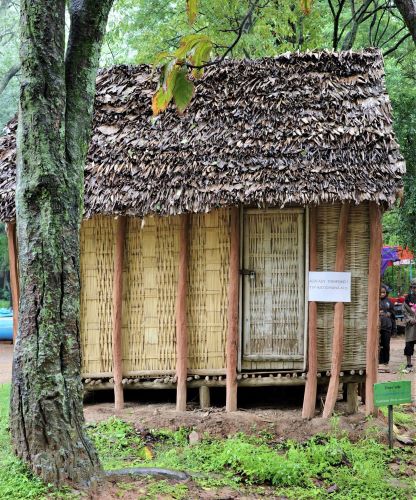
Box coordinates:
[0,49,405,222]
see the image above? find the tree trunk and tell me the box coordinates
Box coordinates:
[394,0,416,44]
[11,0,113,486]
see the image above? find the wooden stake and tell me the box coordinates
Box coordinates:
[226,206,240,412]
[346,383,359,414]
[302,207,318,419]
[176,214,190,411]
[366,203,382,415]
[199,385,210,409]
[6,223,19,343]
[112,216,127,411]
[323,203,350,418]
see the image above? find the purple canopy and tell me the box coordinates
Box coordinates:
[381,246,399,275]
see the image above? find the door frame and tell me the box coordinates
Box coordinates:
[237,206,309,372]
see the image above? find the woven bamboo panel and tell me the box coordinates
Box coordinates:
[316,203,370,370]
[80,216,116,375]
[187,209,230,370]
[122,216,180,372]
[242,210,305,370]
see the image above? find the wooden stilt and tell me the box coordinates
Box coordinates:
[302,207,318,419]
[366,203,382,415]
[176,214,190,412]
[6,222,19,343]
[226,206,240,412]
[346,383,359,414]
[323,204,350,418]
[199,385,210,409]
[112,216,127,411]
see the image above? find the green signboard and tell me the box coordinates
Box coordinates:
[374,381,412,407]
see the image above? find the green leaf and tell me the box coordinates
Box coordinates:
[190,39,213,78]
[186,0,198,25]
[173,68,195,114]
[153,51,175,68]
[174,34,210,59]
[152,86,173,116]
[300,0,312,15]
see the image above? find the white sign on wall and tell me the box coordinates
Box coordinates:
[308,271,351,303]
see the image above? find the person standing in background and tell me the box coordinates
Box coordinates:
[379,284,395,372]
[402,279,416,373]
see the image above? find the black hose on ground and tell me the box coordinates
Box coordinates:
[105,467,190,482]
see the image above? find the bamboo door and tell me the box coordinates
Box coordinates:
[242,209,305,370]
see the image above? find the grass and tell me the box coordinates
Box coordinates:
[0,383,415,499]
[0,384,52,499]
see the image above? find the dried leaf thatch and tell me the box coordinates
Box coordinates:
[0,49,405,222]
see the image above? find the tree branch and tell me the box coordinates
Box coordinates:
[0,63,20,95]
[383,32,412,54]
[186,0,263,69]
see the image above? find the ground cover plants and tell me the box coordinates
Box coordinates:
[0,383,415,499]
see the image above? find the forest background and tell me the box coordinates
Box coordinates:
[0,0,414,301]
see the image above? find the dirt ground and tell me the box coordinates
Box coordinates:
[80,336,415,445]
[0,341,12,384]
[1,337,415,442]
[1,337,415,499]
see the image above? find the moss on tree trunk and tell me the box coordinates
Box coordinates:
[11,0,113,486]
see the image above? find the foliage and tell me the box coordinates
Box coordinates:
[0,384,74,499]
[145,479,189,499]
[84,419,413,498]
[0,386,414,499]
[86,416,146,470]
[0,2,19,130]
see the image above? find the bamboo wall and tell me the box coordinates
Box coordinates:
[80,203,369,377]
[316,203,370,370]
[80,210,230,376]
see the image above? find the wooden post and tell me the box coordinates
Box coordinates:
[199,385,210,409]
[226,206,240,412]
[323,203,350,418]
[346,383,359,414]
[302,207,318,419]
[6,222,19,343]
[112,216,127,411]
[366,203,382,415]
[176,214,190,412]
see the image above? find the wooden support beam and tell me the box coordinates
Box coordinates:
[226,206,240,412]
[323,203,350,419]
[302,207,318,419]
[112,216,127,411]
[199,385,210,409]
[366,203,382,415]
[346,383,359,414]
[6,222,19,343]
[176,214,190,411]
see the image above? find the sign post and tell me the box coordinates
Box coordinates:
[374,381,412,448]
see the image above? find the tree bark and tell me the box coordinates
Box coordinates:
[365,203,382,415]
[226,206,239,412]
[394,0,416,44]
[322,203,350,419]
[112,216,127,411]
[302,207,318,419]
[11,0,113,487]
[176,214,190,411]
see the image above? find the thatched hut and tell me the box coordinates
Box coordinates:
[0,49,405,416]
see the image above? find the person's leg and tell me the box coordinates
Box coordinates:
[379,330,389,365]
[385,330,391,365]
[403,341,415,371]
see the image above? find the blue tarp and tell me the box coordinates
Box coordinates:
[381,246,400,275]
